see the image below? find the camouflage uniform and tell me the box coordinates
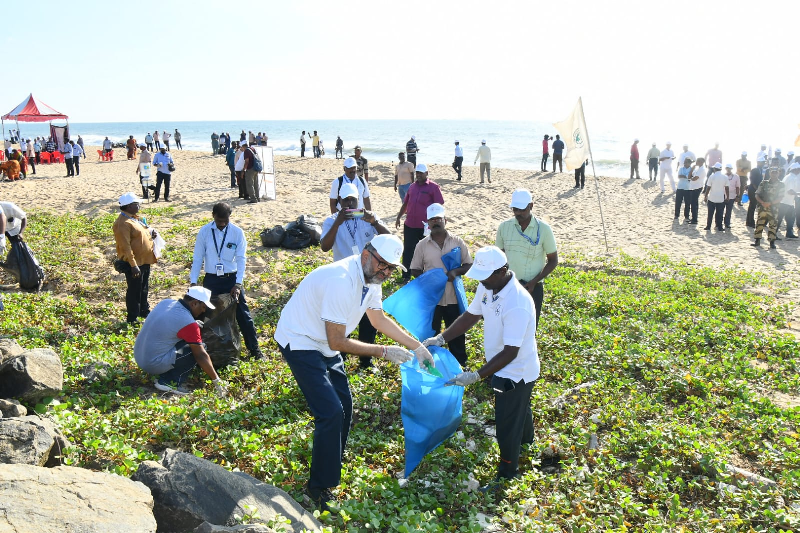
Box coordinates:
[754,178,785,241]
[352,155,368,181]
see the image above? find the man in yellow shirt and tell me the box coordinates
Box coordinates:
[311,130,321,158]
[736,152,752,206]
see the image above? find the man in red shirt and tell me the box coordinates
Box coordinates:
[395,163,445,281]
[541,135,550,172]
[630,139,640,179]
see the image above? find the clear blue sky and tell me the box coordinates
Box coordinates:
[2,0,798,143]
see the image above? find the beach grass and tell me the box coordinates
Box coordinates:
[3,210,800,531]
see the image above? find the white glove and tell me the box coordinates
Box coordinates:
[384,346,413,365]
[445,371,481,387]
[422,334,444,348]
[413,344,435,367]
[212,379,228,397]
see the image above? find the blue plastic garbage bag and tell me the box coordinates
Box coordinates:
[383,268,447,340]
[742,192,749,204]
[440,247,469,314]
[401,346,463,477]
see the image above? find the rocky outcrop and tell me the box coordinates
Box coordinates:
[0,398,27,417]
[0,415,70,467]
[0,463,157,532]
[0,348,63,403]
[133,449,321,533]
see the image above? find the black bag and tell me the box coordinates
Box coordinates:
[260,225,285,247]
[281,227,313,249]
[201,294,242,369]
[113,259,132,273]
[167,162,176,172]
[297,215,322,245]
[1,239,45,290]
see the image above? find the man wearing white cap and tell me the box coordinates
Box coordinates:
[112,192,157,324]
[134,286,227,396]
[703,163,729,231]
[746,156,768,227]
[329,157,371,214]
[630,139,640,179]
[676,144,696,171]
[405,135,418,165]
[474,140,492,183]
[274,234,435,511]
[495,189,558,328]
[321,182,391,369]
[757,144,768,163]
[778,163,800,239]
[736,152,751,206]
[423,245,539,491]
[723,163,740,229]
[395,163,445,280]
[646,143,660,181]
[658,142,676,193]
[411,203,472,366]
[452,141,464,181]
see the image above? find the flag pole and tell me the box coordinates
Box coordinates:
[579,97,610,254]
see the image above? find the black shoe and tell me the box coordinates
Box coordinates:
[787,233,798,239]
[304,483,334,513]
[152,198,159,202]
[704,226,711,230]
[751,238,761,247]
[716,227,724,231]
[250,350,266,361]
[164,198,172,202]
[688,220,697,224]
[674,216,679,220]
[775,237,782,241]
[770,240,777,249]
[147,185,156,191]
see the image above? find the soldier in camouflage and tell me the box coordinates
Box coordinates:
[751,166,785,249]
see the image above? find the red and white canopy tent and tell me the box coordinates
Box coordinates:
[2,93,69,139]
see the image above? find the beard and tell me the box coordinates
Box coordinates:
[363,261,388,285]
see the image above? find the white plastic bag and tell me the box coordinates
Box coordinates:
[153,233,166,258]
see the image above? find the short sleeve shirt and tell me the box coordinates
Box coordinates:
[0,202,25,236]
[689,166,706,190]
[353,156,368,178]
[321,215,379,261]
[782,174,799,205]
[329,175,371,210]
[410,233,471,306]
[402,180,445,229]
[466,272,539,383]
[659,149,675,169]
[133,299,200,375]
[677,167,691,190]
[706,172,728,203]
[274,255,383,357]
[736,158,752,177]
[495,217,557,282]
[395,161,415,186]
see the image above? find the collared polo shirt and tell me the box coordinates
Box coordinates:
[274,254,383,357]
[659,149,674,169]
[455,145,463,157]
[329,174,371,210]
[466,272,539,383]
[677,167,691,190]
[706,171,728,203]
[410,233,471,306]
[689,166,706,191]
[0,202,25,236]
[152,152,173,175]
[134,299,202,374]
[190,221,247,284]
[321,214,379,261]
[402,180,444,229]
[782,174,800,206]
[725,173,740,200]
[71,144,83,157]
[736,158,752,178]
[495,217,557,282]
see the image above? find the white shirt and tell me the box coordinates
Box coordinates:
[329,174,371,210]
[455,145,463,157]
[152,152,173,175]
[189,221,248,285]
[0,202,26,236]
[321,214,379,262]
[162,133,171,142]
[677,150,695,167]
[757,150,768,162]
[234,150,246,171]
[659,149,675,169]
[103,139,112,150]
[274,255,383,357]
[19,141,27,153]
[474,145,491,164]
[466,272,539,383]
[71,144,84,157]
[782,173,800,206]
[725,172,740,200]
[689,166,706,190]
[705,171,728,203]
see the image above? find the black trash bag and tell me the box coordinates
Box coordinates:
[281,227,313,249]
[297,214,322,245]
[284,220,300,232]
[201,293,241,369]
[0,239,45,290]
[260,225,285,247]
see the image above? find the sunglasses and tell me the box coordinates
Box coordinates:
[369,250,396,272]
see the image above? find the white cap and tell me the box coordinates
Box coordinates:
[466,246,507,281]
[411,135,415,140]
[683,144,688,148]
[789,151,795,156]
[509,189,533,209]
[426,203,445,220]
[343,157,357,169]
[186,286,215,309]
[776,148,782,153]
[666,141,672,145]
[339,182,358,198]
[789,162,800,170]
[634,138,639,142]
[454,140,459,143]
[415,163,428,172]
[652,142,656,146]
[761,144,767,148]
[370,234,406,272]
[741,151,747,156]
[713,162,722,169]
[481,139,486,144]
[118,192,142,206]
[725,163,733,169]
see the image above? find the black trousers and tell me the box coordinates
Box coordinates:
[493,375,535,479]
[27,157,36,175]
[175,140,182,149]
[202,273,260,355]
[518,279,544,330]
[155,171,171,200]
[73,156,80,175]
[689,189,701,222]
[229,166,236,188]
[675,189,689,218]
[648,158,658,179]
[574,166,585,188]
[351,312,377,369]
[706,200,724,229]
[124,263,151,323]
[236,170,247,198]
[65,157,74,176]
[300,144,305,157]
[746,185,758,226]
[723,199,735,228]
[541,153,549,171]
[35,152,40,164]
[401,225,425,280]
[777,204,796,234]
[630,159,640,179]
[164,141,170,151]
[154,141,161,150]
[452,156,463,179]
[552,153,563,172]
[146,142,154,151]
[432,304,467,366]
[407,153,416,165]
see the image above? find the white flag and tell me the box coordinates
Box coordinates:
[553,98,589,171]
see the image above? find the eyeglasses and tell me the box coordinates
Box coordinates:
[369,250,396,272]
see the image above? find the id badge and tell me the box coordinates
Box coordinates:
[352,245,359,257]
[215,263,224,276]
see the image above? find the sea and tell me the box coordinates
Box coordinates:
[5,119,789,179]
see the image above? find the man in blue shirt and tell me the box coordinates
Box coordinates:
[552,135,565,173]
[152,147,174,202]
[190,202,263,360]
[225,142,238,189]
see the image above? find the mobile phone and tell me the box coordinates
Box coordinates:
[345,209,364,218]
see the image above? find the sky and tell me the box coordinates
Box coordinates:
[2,0,799,144]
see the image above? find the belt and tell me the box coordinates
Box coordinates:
[518,279,543,287]
[208,272,237,278]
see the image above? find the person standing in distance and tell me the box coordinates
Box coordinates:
[452,140,464,181]
[495,189,558,329]
[300,131,306,158]
[152,146,174,202]
[659,142,676,194]
[474,140,492,183]
[394,152,415,202]
[190,202,264,360]
[541,135,550,172]
[646,143,660,181]
[406,135,418,165]
[630,139,640,179]
[551,135,565,173]
[274,234,435,512]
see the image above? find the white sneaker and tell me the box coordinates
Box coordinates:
[154,380,191,395]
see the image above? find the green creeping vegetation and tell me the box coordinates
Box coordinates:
[3,210,800,532]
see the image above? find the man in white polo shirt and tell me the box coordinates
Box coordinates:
[703,162,729,231]
[274,234,435,512]
[778,163,800,239]
[423,246,539,491]
[659,142,676,193]
[329,157,372,214]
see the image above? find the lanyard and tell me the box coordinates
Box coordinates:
[212,225,229,262]
[516,218,540,246]
[121,212,148,229]
[344,219,358,245]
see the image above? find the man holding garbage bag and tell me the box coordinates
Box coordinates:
[423,245,539,493]
[274,233,435,512]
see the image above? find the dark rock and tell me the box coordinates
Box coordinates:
[0,417,55,466]
[80,361,112,383]
[20,415,71,467]
[0,398,27,417]
[133,449,321,533]
[0,463,157,532]
[0,348,63,402]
